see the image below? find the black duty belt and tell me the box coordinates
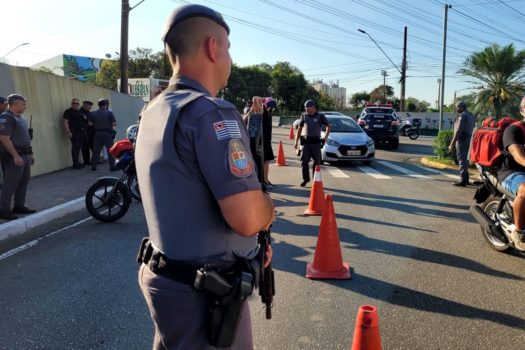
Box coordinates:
[16,147,32,155]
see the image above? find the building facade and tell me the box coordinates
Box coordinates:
[312,79,347,108]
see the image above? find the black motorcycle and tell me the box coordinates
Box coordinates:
[399,118,421,140]
[469,164,517,252]
[85,126,140,222]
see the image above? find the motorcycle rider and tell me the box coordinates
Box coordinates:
[499,96,525,250]
[401,112,413,135]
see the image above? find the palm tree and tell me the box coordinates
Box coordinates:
[458,43,525,119]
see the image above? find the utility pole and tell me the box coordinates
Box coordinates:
[400,26,407,112]
[381,70,388,100]
[437,78,441,110]
[120,0,146,94]
[439,4,451,131]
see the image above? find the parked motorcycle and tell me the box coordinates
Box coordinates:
[399,118,421,140]
[469,164,517,252]
[85,125,139,222]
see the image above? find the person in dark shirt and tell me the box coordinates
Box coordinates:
[262,97,277,188]
[78,100,93,166]
[88,99,117,171]
[63,98,85,169]
[499,96,525,251]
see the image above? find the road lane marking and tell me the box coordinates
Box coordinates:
[356,166,392,179]
[377,160,431,179]
[411,164,460,180]
[327,168,350,178]
[0,216,92,262]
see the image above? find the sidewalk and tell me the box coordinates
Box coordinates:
[0,165,117,242]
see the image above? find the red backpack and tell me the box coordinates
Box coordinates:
[470,117,525,168]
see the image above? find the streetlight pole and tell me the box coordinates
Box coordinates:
[439,4,452,131]
[381,70,388,100]
[120,0,146,94]
[0,42,29,61]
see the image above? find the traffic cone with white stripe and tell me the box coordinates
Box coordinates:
[275,141,287,166]
[304,165,324,215]
[306,194,351,279]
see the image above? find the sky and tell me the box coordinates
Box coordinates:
[2,0,525,107]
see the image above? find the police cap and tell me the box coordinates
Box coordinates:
[98,99,108,107]
[304,99,316,108]
[455,101,467,109]
[162,4,230,43]
[83,100,94,105]
[0,96,6,104]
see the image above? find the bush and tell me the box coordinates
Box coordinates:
[433,130,454,159]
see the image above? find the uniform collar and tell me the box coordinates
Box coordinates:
[4,109,20,118]
[170,76,211,96]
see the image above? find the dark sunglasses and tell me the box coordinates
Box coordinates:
[72,102,79,105]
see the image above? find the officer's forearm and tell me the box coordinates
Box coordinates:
[0,136,19,157]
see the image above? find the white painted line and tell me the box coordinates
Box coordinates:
[377,160,431,179]
[0,197,86,242]
[356,166,392,179]
[327,168,349,178]
[0,216,92,261]
[412,164,460,180]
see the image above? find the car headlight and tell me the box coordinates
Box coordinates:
[326,138,340,147]
[366,139,374,147]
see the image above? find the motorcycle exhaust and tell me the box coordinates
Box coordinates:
[469,205,505,240]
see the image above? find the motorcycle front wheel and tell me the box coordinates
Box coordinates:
[480,196,511,252]
[126,174,141,201]
[85,178,132,222]
[407,129,420,140]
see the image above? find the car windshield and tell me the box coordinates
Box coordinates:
[327,118,362,133]
[365,108,394,114]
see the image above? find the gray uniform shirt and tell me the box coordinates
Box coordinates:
[89,109,116,131]
[0,110,31,148]
[135,76,260,263]
[454,110,476,142]
[299,112,329,138]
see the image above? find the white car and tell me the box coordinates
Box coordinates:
[321,116,375,165]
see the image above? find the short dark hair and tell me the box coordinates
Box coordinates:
[7,94,27,104]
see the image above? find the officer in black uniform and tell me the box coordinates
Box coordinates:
[294,99,330,187]
[135,5,274,349]
[62,98,85,169]
[78,100,93,166]
[0,94,36,220]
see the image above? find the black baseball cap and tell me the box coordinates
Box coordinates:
[304,99,316,108]
[0,96,6,104]
[162,4,230,43]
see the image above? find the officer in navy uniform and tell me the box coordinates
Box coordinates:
[88,99,117,171]
[0,94,36,220]
[294,99,331,187]
[135,4,274,349]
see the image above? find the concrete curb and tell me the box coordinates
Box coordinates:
[0,197,85,242]
[420,157,458,170]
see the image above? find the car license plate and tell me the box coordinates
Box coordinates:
[373,124,383,128]
[347,150,361,156]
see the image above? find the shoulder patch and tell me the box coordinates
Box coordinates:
[214,120,241,140]
[228,139,254,178]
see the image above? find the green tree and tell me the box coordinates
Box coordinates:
[95,59,120,90]
[350,91,370,108]
[406,97,431,112]
[270,62,308,114]
[458,43,525,119]
[317,91,336,111]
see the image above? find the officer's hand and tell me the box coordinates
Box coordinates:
[14,155,24,167]
[30,155,35,166]
[448,144,454,154]
[264,244,273,268]
[67,131,73,139]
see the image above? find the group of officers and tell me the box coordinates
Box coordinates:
[62,98,118,171]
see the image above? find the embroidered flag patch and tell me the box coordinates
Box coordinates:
[228,139,254,178]
[213,120,241,140]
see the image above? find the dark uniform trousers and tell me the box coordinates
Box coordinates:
[91,131,115,169]
[70,132,86,167]
[0,154,31,211]
[301,142,322,182]
[81,130,91,165]
[456,138,471,183]
[138,264,253,350]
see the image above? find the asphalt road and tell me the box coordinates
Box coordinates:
[0,131,524,350]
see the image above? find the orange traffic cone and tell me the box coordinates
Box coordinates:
[304,165,325,215]
[351,305,382,350]
[288,125,295,139]
[306,194,351,279]
[275,140,288,166]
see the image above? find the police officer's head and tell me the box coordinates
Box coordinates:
[162,4,231,95]
[304,99,317,115]
[71,98,80,110]
[0,96,7,114]
[7,94,27,116]
[98,98,109,110]
[82,100,93,111]
[455,101,467,113]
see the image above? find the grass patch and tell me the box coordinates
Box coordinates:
[426,156,457,166]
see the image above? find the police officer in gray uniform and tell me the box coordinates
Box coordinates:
[135,4,274,349]
[294,99,331,187]
[89,99,117,171]
[0,94,36,220]
[448,101,476,186]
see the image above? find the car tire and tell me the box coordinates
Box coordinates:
[391,139,399,150]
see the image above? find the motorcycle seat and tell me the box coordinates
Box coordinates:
[485,171,516,200]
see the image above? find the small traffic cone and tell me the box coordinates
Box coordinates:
[288,125,295,139]
[304,165,325,215]
[351,305,382,350]
[275,141,288,166]
[306,194,351,279]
